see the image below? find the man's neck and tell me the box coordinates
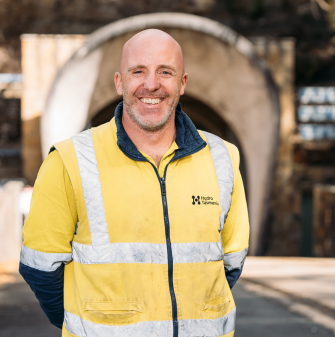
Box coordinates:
[122,107,176,168]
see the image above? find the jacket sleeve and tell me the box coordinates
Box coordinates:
[19,150,77,328]
[221,142,249,289]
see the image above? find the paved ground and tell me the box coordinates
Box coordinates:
[241,257,335,332]
[241,257,335,314]
[0,278,334,337]
[0,280,60,337]
[233,281,334,337]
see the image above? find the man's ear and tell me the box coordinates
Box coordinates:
[114,72,123,96]
[179,73,188,96]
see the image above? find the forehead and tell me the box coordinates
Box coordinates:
[122,36,183,71]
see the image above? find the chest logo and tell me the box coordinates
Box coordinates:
[192,196,201,205]
[192,196,219,206]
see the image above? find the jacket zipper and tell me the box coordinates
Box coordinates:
[148,162,178,337]
[160,175,178,337]
[119,143,205,337]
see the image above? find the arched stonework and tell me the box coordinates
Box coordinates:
[41,13,280,255]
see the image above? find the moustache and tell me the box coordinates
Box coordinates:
[134,89,169,98]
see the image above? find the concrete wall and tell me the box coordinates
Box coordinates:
[0,181,24,262]
[21,34,87,184]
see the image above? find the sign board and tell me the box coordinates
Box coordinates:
[298,106,335,122]
[299,124,335,141]
[298,87,335,104]
[298,87,335,140]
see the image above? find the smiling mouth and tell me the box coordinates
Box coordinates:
[139,97,164,105]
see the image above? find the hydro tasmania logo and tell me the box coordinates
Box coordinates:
[192,196,219,206]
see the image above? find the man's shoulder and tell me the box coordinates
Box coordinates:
[199,130,239,159]
[221,140,239,159]
[199,130,240,171]
[90,119,116,136]
[42,149,64,172]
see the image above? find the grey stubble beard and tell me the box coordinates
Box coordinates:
[122,82,180,132]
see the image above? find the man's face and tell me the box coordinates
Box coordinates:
[115,33,188,132]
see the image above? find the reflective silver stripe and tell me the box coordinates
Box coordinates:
[224,248,248,271]
[202,131,234,232]
[72,241,223,265]
[64,307,235,337]
[64,311,172,337]
[64,311,87,337]
[179,306,236,336]
[20,245,72,272]
[72,130,110,246]
[72,242,167,264]
[172,242,223,263]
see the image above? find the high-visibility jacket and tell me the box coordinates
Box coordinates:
[20,103,249,337]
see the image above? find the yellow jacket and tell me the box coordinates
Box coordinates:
[20,103,249,337]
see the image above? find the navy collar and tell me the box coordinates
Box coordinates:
[115,102,206,162]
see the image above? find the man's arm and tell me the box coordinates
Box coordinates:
[221,142,249,289]
[19,263,65,328]
[19,150,77,328]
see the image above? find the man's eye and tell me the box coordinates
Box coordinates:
[134,70,143,74]
[162,71,171,75]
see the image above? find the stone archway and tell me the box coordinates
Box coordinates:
[41,13,280,255]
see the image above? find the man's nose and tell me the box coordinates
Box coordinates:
[143,73,160,91]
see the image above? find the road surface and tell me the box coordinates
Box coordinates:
[0,279,333,336]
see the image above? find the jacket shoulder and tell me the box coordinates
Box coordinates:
[222,140,240,168]
[198,130,240,173]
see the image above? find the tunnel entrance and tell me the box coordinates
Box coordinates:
[90,95,247,198]
[42,13,280,254]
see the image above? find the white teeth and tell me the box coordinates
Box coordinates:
[140,98,162,104]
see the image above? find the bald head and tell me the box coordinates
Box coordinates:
[119,29,184,75]
[114,29,188,133]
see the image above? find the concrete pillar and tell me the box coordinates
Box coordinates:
[0,181,24,262]
[21,34,87,185]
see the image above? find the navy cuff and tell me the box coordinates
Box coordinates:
[225,265,243,289]
[19,262,64,329]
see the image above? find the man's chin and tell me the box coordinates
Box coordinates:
[134,105,171,122]
[124,99,176,132]
[136,118,170,132]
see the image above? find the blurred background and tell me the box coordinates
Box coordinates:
[0,0,335,336]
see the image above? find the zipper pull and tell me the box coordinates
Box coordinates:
[161,178,166,196]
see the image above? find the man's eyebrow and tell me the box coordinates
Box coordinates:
[126,64,177,72]
[158,64,177,71]
[127,65,146,72]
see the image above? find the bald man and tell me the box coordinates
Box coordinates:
[20,30,249,337]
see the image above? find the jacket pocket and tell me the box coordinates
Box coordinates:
[85,301,144,322]
[202,296,230,313]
